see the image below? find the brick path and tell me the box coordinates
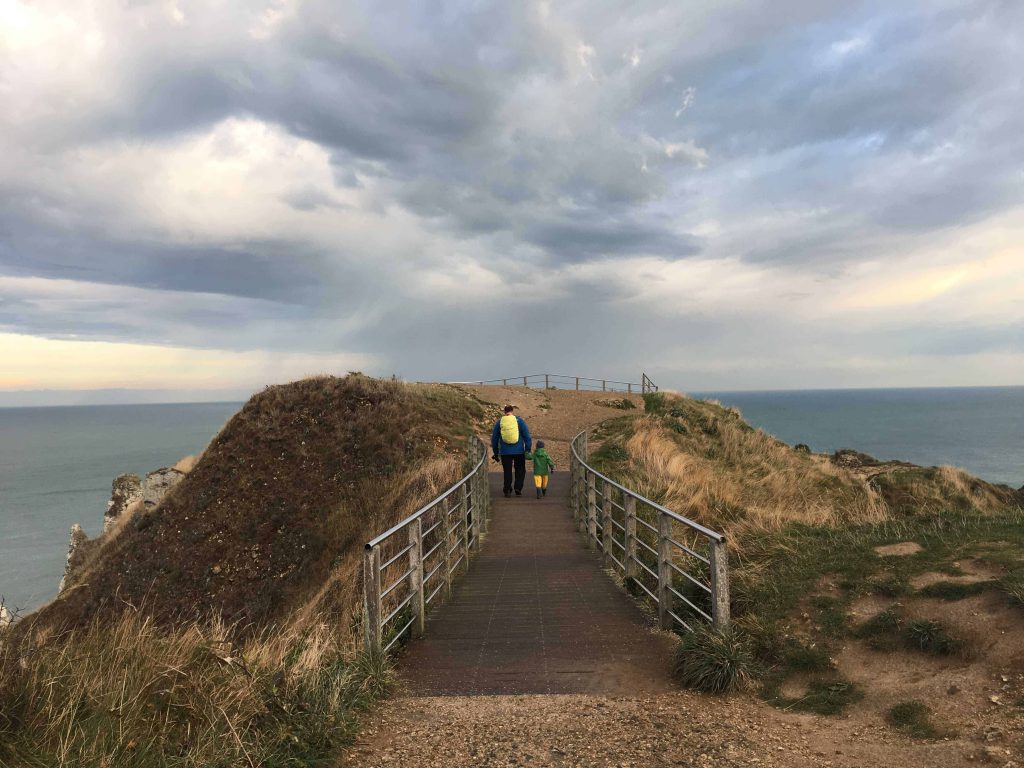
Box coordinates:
[400,471,676,695]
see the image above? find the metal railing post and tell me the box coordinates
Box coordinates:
[443,496,454,596]
[523,375,528,386]
[628,383,632,394]
[503,378,507,385]
[657,512,673,630]
[624,496,637,582]
[602,379,607,392]
[710,539,731,628]
[545,373,550,389]
[602,482,614,568]
[410,519,425,637]
[587,473,597,548]
[467,480,480,552]
[363,545,382,651]
[461,483,471,564]
[575,376,579,390]
[577,467,587,533]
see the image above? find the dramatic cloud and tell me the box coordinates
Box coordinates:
[0,0,1021,397]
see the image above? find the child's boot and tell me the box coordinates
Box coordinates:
[536,488,542,499]
[542,487,547,496]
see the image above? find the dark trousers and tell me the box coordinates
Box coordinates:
[501,453,526,494]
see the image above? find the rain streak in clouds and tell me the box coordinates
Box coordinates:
[1,0,1022,397]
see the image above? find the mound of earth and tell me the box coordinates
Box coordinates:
[29,375,482,636]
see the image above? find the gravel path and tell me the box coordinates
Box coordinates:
[339,693,823,767]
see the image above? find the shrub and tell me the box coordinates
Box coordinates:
[672,625,756,693]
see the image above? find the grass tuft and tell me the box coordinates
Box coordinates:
[905,619,967,657]
[672,625,756,694]
[916,580,992,601]
[887,701,942,738]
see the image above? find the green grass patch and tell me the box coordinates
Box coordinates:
[886,701,942,738]
[764,678,863,715]
[673,625,756,693]
[905,619,968,657]
[1000,574,1024,606]
[916,580,992,601]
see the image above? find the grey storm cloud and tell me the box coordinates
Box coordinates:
[1,0,1022,390]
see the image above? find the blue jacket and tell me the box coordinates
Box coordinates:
[491,416,532,456]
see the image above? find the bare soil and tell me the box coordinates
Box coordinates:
[457,384,643,469]
[341,687,1023,767]
[875,542,924,557]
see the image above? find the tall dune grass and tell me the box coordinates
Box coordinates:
[0,610,392,768]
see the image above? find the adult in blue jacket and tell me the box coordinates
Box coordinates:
[491,405,532,497]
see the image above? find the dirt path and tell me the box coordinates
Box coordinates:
[341,688,1015,768]
[457,384,643,468]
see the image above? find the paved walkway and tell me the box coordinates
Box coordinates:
[400,471,675,695]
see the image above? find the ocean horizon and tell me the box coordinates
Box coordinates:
[1,386,1021,613]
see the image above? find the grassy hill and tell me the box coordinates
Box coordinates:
[588,390,1024,743]
[1,374,484,767]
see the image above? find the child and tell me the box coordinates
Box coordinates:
[526,440,555,499]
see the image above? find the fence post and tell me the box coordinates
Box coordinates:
[523,375,528,386]
[710,539,731,628]
[461,484,472,565]
[602,379,607,392]
[502,378,507,386]
[624,496,637,582]
[587,473,597,548]
[409,519,425,637]
[628,383,632,394]
[575,376,579,390]
[363,545,382,651]
[657,512,673,630]
[443,496,454,596]
[545,373,550,389]
[602,482,613,568]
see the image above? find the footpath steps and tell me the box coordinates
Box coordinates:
[399,471,675,695]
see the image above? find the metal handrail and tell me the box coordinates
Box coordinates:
[569,428,730,630]
[362,434,490,652]
[449,372,659,395]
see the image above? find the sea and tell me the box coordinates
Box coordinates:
[1,388,1021,613]
[0,402,242,614]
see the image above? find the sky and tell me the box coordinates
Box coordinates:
[1,0,1022,404]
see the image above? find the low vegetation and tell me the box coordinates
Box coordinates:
[0,611,393,767]
[886,701,943,739]
[2,374,482,766]
[591,390,1024,709]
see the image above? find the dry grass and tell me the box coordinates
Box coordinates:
[4,374,484,766]
[0,609,392,767]
[595,392,1021,549]
[611,395,884,544]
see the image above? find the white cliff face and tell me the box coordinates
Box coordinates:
[141,468,185,509]
[0,604,11,631]
[59,465,188,595]
[58,524,89,593]
[104,474,142,533]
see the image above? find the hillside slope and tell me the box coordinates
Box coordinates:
[31,374,483,636]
